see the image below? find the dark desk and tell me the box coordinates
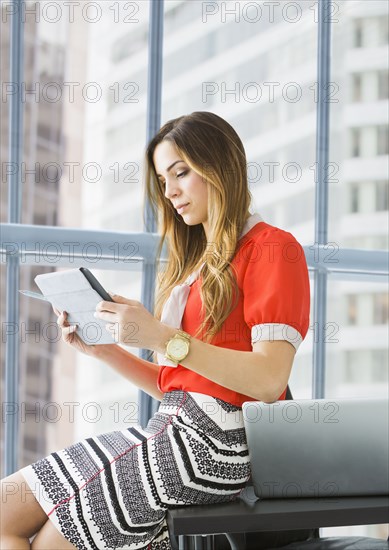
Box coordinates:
[166,487,389,549]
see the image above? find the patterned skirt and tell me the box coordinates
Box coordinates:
[20,390,252,549]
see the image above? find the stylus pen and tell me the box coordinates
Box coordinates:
[19,290,49,302]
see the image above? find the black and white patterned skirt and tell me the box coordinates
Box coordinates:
[20,390,252,549]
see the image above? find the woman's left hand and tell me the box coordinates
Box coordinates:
[94,294,166,350]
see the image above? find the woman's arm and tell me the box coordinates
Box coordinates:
[155,325,295,403]
[93,344,164,401]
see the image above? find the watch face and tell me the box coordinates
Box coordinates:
[168,338,188,359]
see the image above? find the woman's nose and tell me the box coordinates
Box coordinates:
[164,179,180,200]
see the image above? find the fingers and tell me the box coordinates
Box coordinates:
[62,324,78,340]
[57,311,76,335]
[57,311,77,338]
[57,311,69,327]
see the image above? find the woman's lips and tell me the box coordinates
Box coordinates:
[177,203,189,214]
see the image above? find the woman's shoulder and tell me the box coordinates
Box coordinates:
[232,221,306,279]
[239,220,302,250]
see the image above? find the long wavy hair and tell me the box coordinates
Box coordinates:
[143,111,253,359]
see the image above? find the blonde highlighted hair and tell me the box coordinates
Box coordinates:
[143,111,253,361]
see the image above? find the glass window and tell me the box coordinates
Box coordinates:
[373,293,389,324]
[287,275,315,399]
[349,183,360,213]
[375,181,389,211]
[347,181,389,214]
[377,125,389,155]
[350,128,361,157]
[2,1,389,541]
[14,264,145,465]
[330,1,388,255]
[353,19,363,48]
[344,350,388,385]
[354,16,388,48]
[352,73,362,102]
[371,350,389,382]
[327,279,388,400]
[111,28,148,64]
[347,294,358,325]
[379,15,389,45]
[351,71,388,103]
[378,71,389,100]
[164,1,202,35]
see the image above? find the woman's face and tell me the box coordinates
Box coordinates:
[153,140,210,236]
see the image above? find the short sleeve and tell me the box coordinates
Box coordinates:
[243,229,310,352]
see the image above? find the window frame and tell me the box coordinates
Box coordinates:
[1,0,388,478]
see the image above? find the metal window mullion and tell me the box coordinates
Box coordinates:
[312,0,332,399]
[4,0,25,477]
[1,226,387,274]
[139,0,165,428]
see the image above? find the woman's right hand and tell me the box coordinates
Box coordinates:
[53,306,99,357]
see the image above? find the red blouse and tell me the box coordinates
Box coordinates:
[157,220,311,407]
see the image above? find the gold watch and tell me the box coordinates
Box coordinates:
[164,329,191,365]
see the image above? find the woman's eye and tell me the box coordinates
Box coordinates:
[159,170,187,187]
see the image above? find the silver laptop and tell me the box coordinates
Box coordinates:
[242,398,389,499]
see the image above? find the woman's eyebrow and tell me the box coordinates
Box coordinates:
[156,160,184,177]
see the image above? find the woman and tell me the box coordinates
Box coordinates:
[1,111,310,549]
